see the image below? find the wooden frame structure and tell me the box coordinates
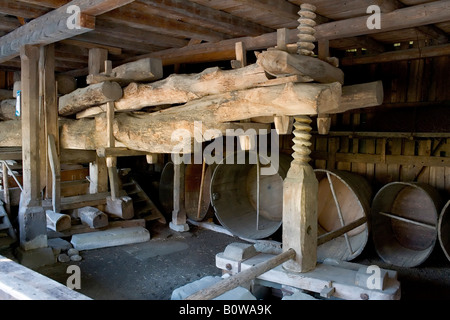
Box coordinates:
[0,0,448,299]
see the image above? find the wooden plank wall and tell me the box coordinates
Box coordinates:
[0,70,14,90]
[281,52,450,201]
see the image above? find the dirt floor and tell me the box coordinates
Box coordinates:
[1,219,449,302]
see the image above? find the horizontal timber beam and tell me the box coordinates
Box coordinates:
[0,0,135,63]
[341,43,450,65]
[124,0,450,66]
[311,151,450,167]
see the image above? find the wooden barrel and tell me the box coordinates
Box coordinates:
[184,163,215,221]
[315,169,372,262]
[371,182,442,267]
[158,161,215,221]
[438,200,450,262]
[210,151,291,240]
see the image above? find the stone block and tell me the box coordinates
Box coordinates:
[71,226,150,250]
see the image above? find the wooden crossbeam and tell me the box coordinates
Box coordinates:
[0,7,94,63]
[124,0,450,66]
[0,0,135,63]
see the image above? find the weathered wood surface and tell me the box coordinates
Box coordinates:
[185,248,296,300]
[59,81,123,116]
[75,206,109,229]
[256,49,345,84]
[77,63,270,117]
[0,100,17,121]
[340,81,384,112]
[0,3,93,63]
[46,210,71,232]
[0,79,388,153]
[87,58,164,85]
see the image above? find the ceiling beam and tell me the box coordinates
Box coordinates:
[0,8,94,63]
[0,0,135,63]
[315,0,450,40]
[137,0,274,37]
[18,0,234,42]
[341,43,450,65]
[0,0,50,19]
[123,0,450,66]
[17,0,135,16]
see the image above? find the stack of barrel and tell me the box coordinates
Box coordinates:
[159,154,450,267]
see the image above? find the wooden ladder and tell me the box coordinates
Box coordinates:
[121,177,166,224]
[0,200,17,243]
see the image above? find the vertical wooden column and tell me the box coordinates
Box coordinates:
[39,44,58,201]
[20,45,41,207]
[89,49,108,196]
[317,39,331,135]
[89,156,108,194]
[88,48,108,75]
[106,101,119,200]
[18,44,49,252]
[282,116,318,273]
[170,161,189,232]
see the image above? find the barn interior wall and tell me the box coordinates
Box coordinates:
[281,55,450,201]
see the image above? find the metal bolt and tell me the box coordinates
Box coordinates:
[360,293,369,300]
[226,263,232,271]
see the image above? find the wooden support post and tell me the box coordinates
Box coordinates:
[102,100,133,220]
[276,28,289,52]
[20,45,41,208]
[170,161,189,232]
[89,155,108,194]
[231,42,247,69]
[47,134,60,213]
[40,44,58,200]
[105,101,119,200]
[88,48,108,75]
[18,44,49,252]
[282,117,318,273]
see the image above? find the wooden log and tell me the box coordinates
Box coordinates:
[105,195,134,220]
[0,79,385,154]
[87,58,163,85]
[75,206,108,229]
[185,248,296,300]
[78,63,269,116]
[46,210,71,232]
[58,81,123,116]
[0,100,17,121]
[76,68,381,120]
[0,89,13,101]
[256,49,345,84]
[56,74,77,95]
[340,81,384,112]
